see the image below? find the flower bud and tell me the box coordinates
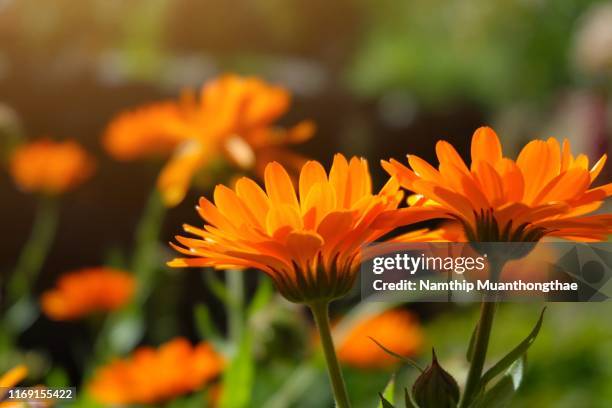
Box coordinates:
[412,349,460,408]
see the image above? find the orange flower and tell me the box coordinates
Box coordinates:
[10,139,94,195]
[382,127,612,242]
[0,365,27,408]
[104,74,314,207]
[168,154,437,303]
[88,338,224,404]
[41,267,135,320]
[336,309,423,369]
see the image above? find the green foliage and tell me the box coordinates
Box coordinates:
[479,308,545,389]
[348,0,602,107]
[218,330,255,408]
[472,356,525,408]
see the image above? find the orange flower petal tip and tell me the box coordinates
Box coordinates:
[40,267,135,321]
[9,139,94,195]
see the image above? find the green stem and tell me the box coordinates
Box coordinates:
[460,259,505,407]
[460,301,496,407]
[227,269,244,344]
[132,189,165,302]
[9,195,59,300]
[309,301,351,408]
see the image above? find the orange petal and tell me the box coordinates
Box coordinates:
[264,161,299,209]
[235,177,270,221]
[590,154,607,182]
[158,141,208,207]
[381,158,418,190]
[517,140,555,203]
[303,181,337,225]
[0,365,28,389]
[533,168,591,204]
[471,127,502,167]
[265,203,303,236]
[473,161,504,206]
[560,139,572,171]
[214,185,260,228]
[299,161,328,204]
[436,140,469,174]
[408,155,443,183]
[347,157,371,206]
[496,158,524,202]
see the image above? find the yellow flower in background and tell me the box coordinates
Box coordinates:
[168,154,437,304]
[0,365,27,408]
[337,309,423,369]
[41,267,135,321]
[9,139,94,195]
[88,338,224,404]
[382,126,612,242]
[103,74,315,207]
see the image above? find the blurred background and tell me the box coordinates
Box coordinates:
[0,0,611,407]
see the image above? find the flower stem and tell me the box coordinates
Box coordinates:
[460,256,507,408]
[132,189,165,302]
[9,195,59,300]
[309,301,351,408]
[460,300,496,407]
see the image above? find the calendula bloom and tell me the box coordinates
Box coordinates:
[10,139,94,195]
[168,154,438,303]
[41,267,135,320]
[104,74,314,207]
[382,127,612,242]
[0,365,27,408]
[88,338,224,404]
[336,309,423,369]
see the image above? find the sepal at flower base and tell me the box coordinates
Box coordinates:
[412,349,460,408]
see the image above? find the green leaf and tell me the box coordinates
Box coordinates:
[194,303,224,350]
[471,356,525,408]
[369,337,424,372]
[466,322,478,362]
[480,308,545,388]
[219,331,254,408]
[379,393,395,408]
[377,375,396,408]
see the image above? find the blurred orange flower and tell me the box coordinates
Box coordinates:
[41,267,135,320]
[88,338,224,404]
[382,126,612,242]
[0,365,27,408]
[336,309,423,369]
[10,139,94,195]
[104,74,314,207]
[169,154,436,303]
